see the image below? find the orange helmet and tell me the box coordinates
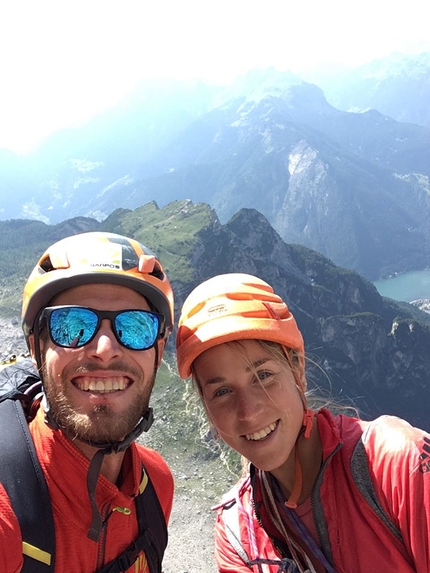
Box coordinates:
[176,273,304,379]
[22,231,174,341]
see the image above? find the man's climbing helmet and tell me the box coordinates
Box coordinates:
[22,231,174,342]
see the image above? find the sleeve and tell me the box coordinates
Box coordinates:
[214,509,258,573]
[214,506,282,573]
[365,416,430,573]
[0,484,25,573]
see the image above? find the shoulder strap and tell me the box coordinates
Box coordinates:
[96,465,167,573]
[0,397,56,572]
[135,466,168,572]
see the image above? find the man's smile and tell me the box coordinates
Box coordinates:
[72,376,132,394]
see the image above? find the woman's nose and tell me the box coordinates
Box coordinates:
[235,390,263,421]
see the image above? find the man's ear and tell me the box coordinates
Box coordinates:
[28,334,40,369]
[156,338,166,368]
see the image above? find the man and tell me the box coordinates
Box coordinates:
[0,231,174,572]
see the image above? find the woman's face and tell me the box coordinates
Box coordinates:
[193,340,304,474]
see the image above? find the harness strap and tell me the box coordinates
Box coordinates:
[0,398,56,572]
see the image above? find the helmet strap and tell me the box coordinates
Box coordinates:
[86,448,106,541]
[284,445,302,509]
[284,409,314,509]
[303,408,314,439]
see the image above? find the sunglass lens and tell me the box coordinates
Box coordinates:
[49,307,98,348]
[115,311,160,350]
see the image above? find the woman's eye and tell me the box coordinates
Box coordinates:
[213,387,230,398]
[257,370,273,381]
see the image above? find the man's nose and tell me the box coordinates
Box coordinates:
[84,319,123,361]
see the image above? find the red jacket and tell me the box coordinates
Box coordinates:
[213,409,430,573]
[0,407,173,573]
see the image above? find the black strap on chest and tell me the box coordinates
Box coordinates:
[0,396,56,572]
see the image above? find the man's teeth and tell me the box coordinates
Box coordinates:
[245,422,277,441]
[75,377,129,393]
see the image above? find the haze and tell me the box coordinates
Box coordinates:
[1,0,429,153]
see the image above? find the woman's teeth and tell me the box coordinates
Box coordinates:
[245,422,277,441]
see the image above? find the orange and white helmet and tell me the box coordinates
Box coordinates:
[22,231,174,342]
[176,273,304,380]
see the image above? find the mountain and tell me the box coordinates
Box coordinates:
[2,200,430,431]
[309,52,430,128]
[1,64,430,280]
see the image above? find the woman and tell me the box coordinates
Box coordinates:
[176,273,430,573]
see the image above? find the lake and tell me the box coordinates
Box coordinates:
[374,268,430,303]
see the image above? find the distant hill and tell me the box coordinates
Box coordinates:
[2,200,430,431]
[309,52,430,128]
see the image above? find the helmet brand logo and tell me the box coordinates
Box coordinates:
[90,263,121,269]
[84,243,122,270]
[207,304,227,316]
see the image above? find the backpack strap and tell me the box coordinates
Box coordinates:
[0,397,56,572]
[96,465,167,573]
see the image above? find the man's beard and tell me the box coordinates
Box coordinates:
[42,360,157,446]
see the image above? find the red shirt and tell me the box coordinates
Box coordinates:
[0,407,174,573]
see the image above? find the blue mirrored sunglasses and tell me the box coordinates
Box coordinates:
[40,306,164,351]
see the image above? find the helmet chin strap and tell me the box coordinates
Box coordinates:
[280,345,315,509]
[284,408,314,509]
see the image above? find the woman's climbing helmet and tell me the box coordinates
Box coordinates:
[176,272,304,381]
[22,231,174,344]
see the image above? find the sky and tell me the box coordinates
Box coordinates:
[1,0,429,154]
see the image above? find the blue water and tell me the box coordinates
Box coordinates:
[374,269,430,303]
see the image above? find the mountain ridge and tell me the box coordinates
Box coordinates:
[1,55,430,281]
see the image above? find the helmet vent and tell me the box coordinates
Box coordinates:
[150,261,165,281]
[39,255,55,273]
